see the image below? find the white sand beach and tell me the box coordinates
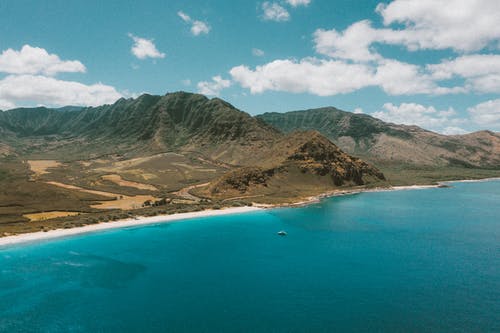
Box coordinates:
[0,206,262,248]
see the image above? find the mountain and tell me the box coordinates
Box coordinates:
[207,131,385,200]
[257,107,500,169]
[0,92,281,162]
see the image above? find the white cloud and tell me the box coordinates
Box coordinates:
[314,0,500,64]
[197,76,231,96]
[314,20,380,62]
[191,20,210,36]
[374,60,431,95]
[252,48,265,57]
[177,11,191,22]
[427,54,500,94]
[230,57,466,97]
[468,75,500,94]
[467,99,500,130]
[372,102,465,133]
[286,0,311,7]
[374,59,465,95]
[230,58,375,96]
[0,75,123,107]
[177,11,210,36]
[353,107,363,114]
[128,34,165,60]
[262,2,290,22]
[0,45,85,76]
[376,0,500,52]
[427,55,500,80]
[216,0,500,106]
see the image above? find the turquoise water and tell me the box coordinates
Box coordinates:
[0,180,499,332]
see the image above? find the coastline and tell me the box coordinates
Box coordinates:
[440,176,500,184]
[0,206,262,248]
[259,184,441,208]
[255,177,500,208]
[1,177,498,248]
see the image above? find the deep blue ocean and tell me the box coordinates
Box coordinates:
[0,180,499,332]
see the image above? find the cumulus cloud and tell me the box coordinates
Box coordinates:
[427,54,500,94]
[0,45,85,76]
[252,48,265,57]
[314,20,380,62]
[372,102,465,133]
[286,0,311,7]
[375,59,466,95]
[376,0,500,52]
[128,34,165,60]
[0,75,123,107]
[177,11,210,36]
[314,0,500,64]
[427,55,500,80]
[235,0,500,98]
[262,2,290,22]
[353,108,363,114]
[197,76,231,96]
[374,60,432,95]
[230,58,375,95]
[229,57,465,96]
[467,99,500,130]
[0,45,124,109]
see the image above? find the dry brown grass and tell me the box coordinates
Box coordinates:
[24,211,82,221]
[101,174,158,191]
[90,195,157,210]
[28,160,62,177]
[45,181,158,210]
[45,181,118,198]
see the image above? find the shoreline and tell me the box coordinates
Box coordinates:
[1,177,499,248]
[255,177,500,208]
[440,176,500,184]
[0,206,262,248]
[262,184,441,208]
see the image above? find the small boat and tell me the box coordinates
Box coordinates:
[277,230,287,236]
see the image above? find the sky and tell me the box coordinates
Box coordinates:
[0,0,499,133]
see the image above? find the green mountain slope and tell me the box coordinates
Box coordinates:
[0,92,281,162]
[257,108,500,169]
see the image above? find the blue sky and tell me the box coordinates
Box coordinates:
[0,0,499,133]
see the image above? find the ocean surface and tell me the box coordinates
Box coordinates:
[0,180,499,332]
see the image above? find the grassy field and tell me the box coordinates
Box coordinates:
[0,153,232,235]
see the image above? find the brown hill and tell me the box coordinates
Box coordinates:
[207,131,386,201]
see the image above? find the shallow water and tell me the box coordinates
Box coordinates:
[1,180,499,332]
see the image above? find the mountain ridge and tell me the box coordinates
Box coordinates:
[257,107,500,169]
[2,92,499,169]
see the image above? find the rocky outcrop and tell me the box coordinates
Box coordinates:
[209,131,385,196]
[286,133,385,185]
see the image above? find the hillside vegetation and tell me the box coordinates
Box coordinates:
[0,92,498,235]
